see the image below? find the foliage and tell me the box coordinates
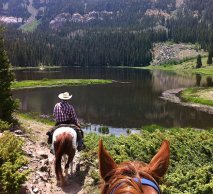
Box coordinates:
[0,131,28,194]
[2,0,213,69]
[4,28,166,67]
[0,28,18,123]
[0,120,11,132]
[98,126,109,134]
[142,124,165,133]
[196,55,203,68]
[207,51,213,65]
[126,129,131,134]
[82,127,213,193]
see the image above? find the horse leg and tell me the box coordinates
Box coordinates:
[55,155,63,186]
[70,161,73,175]
[64,156,69,178]
[54,141,65,187]
[65,151,75,178]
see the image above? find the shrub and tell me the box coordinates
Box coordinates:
[196,54,202,68]
[0,120,11,132]
[98,126,109,134]
[0,131,28,194]
[126,129,131,134]
[83,127,213,193]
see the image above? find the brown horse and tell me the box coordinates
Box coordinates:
[53,127,77,187]
[98,140,170,194]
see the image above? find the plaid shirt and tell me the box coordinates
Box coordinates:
[53,101,78,124]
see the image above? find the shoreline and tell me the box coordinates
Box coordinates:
[161,88,213,114]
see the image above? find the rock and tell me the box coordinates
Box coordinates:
[38,181,46,188]
[43,159,49,165]
[36,171,49,182]
[40,165,48,172]
[37,151,48,159]
[19,165,29,173]
[33,179,38,184]
[14,130,23,135]
[26,151,34,157]
[40,159,49,167]
[22,166,29,170]
[32,187,39,193]
[39,141,46,147]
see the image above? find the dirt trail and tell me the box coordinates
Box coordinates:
[18,116,86,194]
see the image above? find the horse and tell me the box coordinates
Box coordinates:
[53,127,77,187]
[98,139,170,194]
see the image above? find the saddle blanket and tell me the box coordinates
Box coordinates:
[52,127,77,150]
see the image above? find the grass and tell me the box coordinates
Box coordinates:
[20,19,41,32]
[181,87,213,106]
[12,79,113,89]
[11,65,70,70]
[141,56,213,76]
[18,112,55,126]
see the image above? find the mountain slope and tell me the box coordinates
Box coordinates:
[1,0,213,30]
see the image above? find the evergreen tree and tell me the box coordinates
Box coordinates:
[207,51,212,65]
[0,27,18,124]
[196,54,202,68]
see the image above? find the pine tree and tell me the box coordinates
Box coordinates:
[207,50,213,65]
[196,54,202,68]
[0,28,18,123]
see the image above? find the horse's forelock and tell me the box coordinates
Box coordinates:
[115,161,147,177]
[102,161,162,194]
[102,161,147,193]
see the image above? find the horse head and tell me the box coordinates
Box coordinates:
[98,139,170,194]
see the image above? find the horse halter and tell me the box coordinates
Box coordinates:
[110,177,161,194]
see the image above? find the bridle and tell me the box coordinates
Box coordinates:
[110,177,161,194]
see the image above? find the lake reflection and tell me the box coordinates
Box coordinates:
[12,67,213,129]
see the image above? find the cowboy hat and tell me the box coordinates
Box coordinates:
[58,92,72,100]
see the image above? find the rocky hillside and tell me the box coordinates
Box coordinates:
[151,43,206,66]
[1,0,213,31]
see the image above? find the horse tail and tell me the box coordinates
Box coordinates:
[55,133,70,182]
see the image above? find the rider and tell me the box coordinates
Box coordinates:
[47,92,85,151]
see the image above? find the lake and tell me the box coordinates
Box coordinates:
[12,67,213,131]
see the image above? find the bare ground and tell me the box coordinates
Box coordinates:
[17,116,87,194]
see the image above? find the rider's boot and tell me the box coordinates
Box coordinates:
[46,125,58,144]
[76,129,86,151]
[46,131,53,144]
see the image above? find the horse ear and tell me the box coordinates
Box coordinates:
[148,140,170,180]
[98,139,117,181]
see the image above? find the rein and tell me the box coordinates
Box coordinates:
[110,177,161,194]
